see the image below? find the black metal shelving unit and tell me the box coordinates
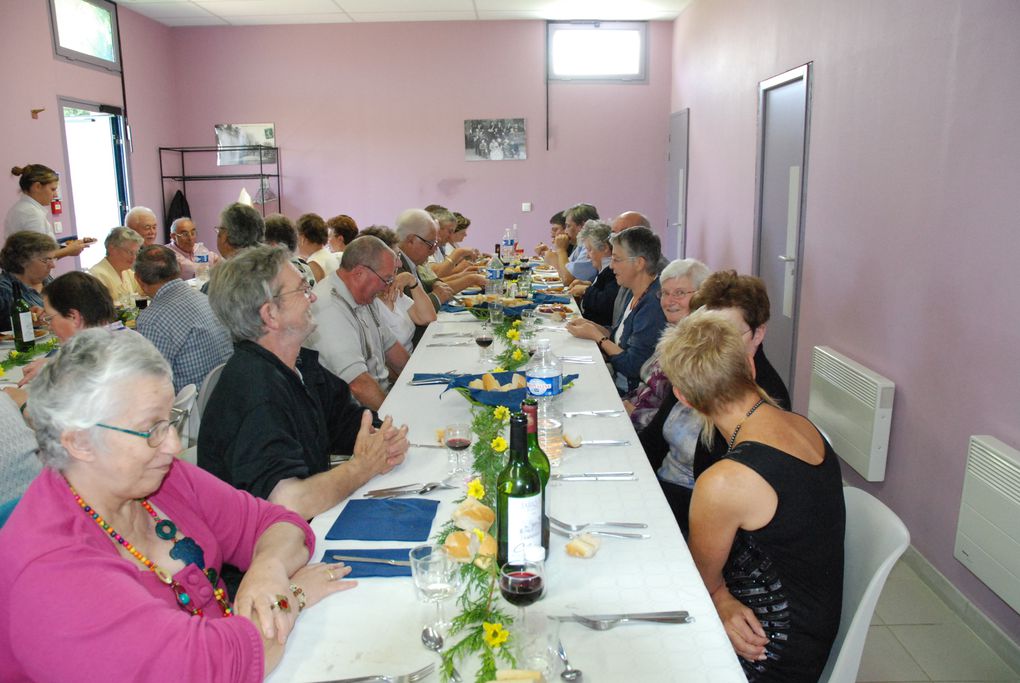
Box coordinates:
[158,145,282,226]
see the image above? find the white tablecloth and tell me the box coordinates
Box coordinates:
[266,311,745,682]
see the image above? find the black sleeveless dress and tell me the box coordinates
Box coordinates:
[722,438,845,682]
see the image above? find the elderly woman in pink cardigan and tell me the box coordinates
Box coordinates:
[0,330,355,681]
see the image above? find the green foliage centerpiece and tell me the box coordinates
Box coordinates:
[492,319,529,373]
[433,404,519,682]
[0,337,58,373]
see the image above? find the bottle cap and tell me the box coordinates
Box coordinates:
[536,338,551,349]
[525,545,546,562]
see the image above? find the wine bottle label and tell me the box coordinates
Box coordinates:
[16,312,33,343]
[525,374,562,397]
[505,493,542,564]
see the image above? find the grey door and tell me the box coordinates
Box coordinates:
[666,109,689,258]
[753,64,811,393]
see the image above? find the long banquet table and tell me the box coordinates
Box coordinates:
[266,308,745,683]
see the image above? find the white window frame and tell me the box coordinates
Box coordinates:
[48,0,122,74]
[547,21,648,83]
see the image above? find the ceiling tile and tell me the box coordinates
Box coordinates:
[337,0,474,11]
[346,11,479,22]
[196,0,345,17]
[222,13,355,24]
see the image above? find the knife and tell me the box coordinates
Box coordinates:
[409,443,445,449]
[551,474,637,482]
[426,342,473,347]
[552,471,633,479]
[328,555,411,567]
[563,410,624,417]
[364,482,423,495]
[552,611,690,623]
[577,439,630,446]
[550,527,648,539]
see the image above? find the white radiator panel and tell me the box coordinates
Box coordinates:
[954,436,1020,613]
[807,346,894,481]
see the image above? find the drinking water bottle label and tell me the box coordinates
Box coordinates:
[526,374,562,397]
[195,254,209,264]
[506,493,542,564]
[486,267,504,281]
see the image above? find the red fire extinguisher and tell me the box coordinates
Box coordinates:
[51,196,62,216]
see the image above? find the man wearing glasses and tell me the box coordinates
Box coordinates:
[306,235,410,411]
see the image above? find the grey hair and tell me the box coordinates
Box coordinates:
[26,329,171,471]
[208,244,290,343]
[105,226,144,251]
[169,217,193,234]
[339,234,392,272]
[395,209,437,240]
[660,258,711,288]
[577,220,612,252]
[134,245,181,285]
[610,226,662,277]
[125,206,156,227]
[219,202,265,249]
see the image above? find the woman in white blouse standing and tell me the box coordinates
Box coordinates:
[5,164,94,261]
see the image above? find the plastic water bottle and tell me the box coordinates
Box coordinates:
[486,244,505,297]
[500,227,515,262]
[525,339,563,464]
[194,242,211,284]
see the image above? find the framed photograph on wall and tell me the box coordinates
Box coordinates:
[214,123,278,166]
[464,118,526,161]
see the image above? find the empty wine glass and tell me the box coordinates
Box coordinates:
[489,300,505,326]
[410,545,463,633]
[444,423,473,477]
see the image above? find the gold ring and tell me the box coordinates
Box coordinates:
[271,594,291,612]
[326,567,336,581]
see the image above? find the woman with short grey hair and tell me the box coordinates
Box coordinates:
[0,329,354,680]
[0,230,58,331]
[572,219,619,327]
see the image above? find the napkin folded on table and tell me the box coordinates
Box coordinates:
[325,499,439,542]
[322,547,414,579]
[532,292,571,304]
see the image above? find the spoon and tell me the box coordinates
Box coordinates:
[421,626,462,682]
[556,639,582,681]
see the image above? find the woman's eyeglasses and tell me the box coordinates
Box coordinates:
[96,411,189,447]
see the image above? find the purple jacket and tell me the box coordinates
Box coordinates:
[0,462,314,682]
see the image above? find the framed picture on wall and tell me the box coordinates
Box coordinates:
[464,118,526,161]
[214,123,278,166]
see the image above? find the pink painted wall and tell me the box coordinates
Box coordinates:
[0,2,178,266]
[672,0,1020,637]
[165,20,673,252]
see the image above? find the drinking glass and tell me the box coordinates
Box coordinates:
[500,559,545,638]
[444,423,473,477]
[519,308,536,333]
[489,300,505,326]
[475,320,494,363]
[410,545,463,633]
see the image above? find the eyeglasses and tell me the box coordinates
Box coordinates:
[412,234,439,250]
[36,256,56,265]
[658,288,698,300]
[363,264,396,287]
[610,255,636,264]
[273,282,314,301]
[96,411,188,448]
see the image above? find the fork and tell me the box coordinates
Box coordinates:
[567,614,693,631]
[309,662,435,682]
[548,516,647,531]
[550,526,649,540]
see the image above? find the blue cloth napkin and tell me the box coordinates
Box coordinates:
[325,499,439,541]
[322,547,413,578]
[533,292,571,304]
[440,301,467,313]
[443,372,579,408]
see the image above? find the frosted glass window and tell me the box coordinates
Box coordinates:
[548,22,646,81]
[49,0,121,73]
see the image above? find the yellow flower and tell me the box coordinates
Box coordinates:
[8,350,19,360]
[472,527,485,541]
[493,405,510,421]
[482,622,509,649]
[492,366,505,372]
[467,478,485,499]
[505,328,520,341]
[0,367,5,377]
[511,348,524,362]
[490,436,508,453]
[512,319,522,328]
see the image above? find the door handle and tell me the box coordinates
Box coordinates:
[777,255,796,262]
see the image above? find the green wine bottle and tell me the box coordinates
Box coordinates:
[11,298,35,353]
[521,397,550,554]
[496,412,543,567]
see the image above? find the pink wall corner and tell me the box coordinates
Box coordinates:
[672,0,1020,638]
[118,7,181,238]
[0,0,123,274]
[161,20,673,252]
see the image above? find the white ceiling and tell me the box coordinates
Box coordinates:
[116,0,692,27]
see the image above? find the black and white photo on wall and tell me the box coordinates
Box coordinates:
[464,118,526,161]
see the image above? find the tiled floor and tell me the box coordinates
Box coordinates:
[858,560,1020,682]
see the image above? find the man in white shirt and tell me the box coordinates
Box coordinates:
[165,217,220,279]
[125,206,159,246]
[89,227,143,306]
[306,235,410,411]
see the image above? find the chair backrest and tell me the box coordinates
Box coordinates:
[188,363,227,444]
[171,383,198,447]
[820,486,910,683]
[176,445,198,465]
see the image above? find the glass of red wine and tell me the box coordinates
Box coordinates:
[475,320,494,363]
[444,423,473,477]
[500,558,545,638]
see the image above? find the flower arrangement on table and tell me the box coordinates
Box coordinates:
[492,320,529,373]
[1,338,58,372]
[432,404,518,682]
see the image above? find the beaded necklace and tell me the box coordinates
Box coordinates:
[727,398,766,451]
[67,483,232,617]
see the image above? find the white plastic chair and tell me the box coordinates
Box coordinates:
[176,445,198,465]
[820,486,910,683]
[187,363,226,445]
[171,384,197,448]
